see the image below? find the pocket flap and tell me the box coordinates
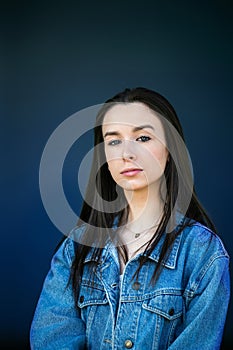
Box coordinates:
[142,293,183,320]
[78,284,108,308]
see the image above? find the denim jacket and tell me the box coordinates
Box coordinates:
[30,222,230,350]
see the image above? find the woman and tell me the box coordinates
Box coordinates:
[30,87,230,350]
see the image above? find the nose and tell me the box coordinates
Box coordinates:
[122,140,136,161]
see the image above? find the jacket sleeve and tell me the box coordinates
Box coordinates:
[168,255,230,350]
[30,238,86,350]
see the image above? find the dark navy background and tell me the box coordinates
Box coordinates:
[2,1,233,348]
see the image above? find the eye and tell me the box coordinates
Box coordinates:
[136,135,151,142]
[107,139,122,146]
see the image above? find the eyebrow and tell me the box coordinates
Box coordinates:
[103,124,155,138]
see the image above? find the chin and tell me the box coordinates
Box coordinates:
[119,181,148,192]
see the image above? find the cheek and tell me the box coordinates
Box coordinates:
[107,159,119,180]
[104,146,117,177]
[104,146,120,164]
[145,146,168,169]
[155,148,168,164]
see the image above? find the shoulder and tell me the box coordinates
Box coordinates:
[176,221,229,278]
[180,221,229,259]
[57,224,88,265]
[178,221,230,297]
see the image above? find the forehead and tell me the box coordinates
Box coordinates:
[102,102,162,129]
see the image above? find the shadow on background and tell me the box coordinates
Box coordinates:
[1,0,232,348]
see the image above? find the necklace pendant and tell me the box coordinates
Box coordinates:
[135,233,140,238]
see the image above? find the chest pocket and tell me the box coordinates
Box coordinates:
[142,292,183,321]
[78,282,108,308]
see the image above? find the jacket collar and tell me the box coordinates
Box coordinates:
[83,213,185,269]
[145,231,182,269]
[84,230,183,270]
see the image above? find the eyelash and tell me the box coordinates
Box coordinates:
[107,136,151,146]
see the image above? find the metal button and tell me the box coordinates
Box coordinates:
[125,339,133,348]
[132,281,140,290]
[168,307,175,316]
[79,295,84,303]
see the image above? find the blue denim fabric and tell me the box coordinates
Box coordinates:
[30,222,230,350]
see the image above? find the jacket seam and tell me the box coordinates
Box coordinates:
[64,238,73,265]
[191,224,229,258]
[191,254,229,296]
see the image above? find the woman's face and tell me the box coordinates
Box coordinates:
[102,102,169,193]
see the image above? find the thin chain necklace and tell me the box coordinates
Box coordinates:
[125,222,160,239]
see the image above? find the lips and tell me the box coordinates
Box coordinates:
[120,168,143,176]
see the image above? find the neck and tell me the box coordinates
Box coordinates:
[124,183,164,232]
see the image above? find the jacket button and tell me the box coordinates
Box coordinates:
[79,295,84,303]
[132,282,140,290]
[168,307,175,316]
[124,339,133,348]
